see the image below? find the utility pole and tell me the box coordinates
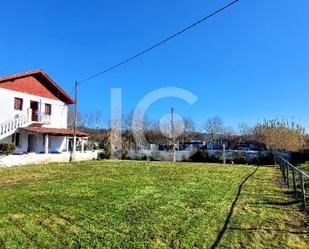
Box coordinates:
[223,143,226,164]
[73,81,78,161]
[171,107,176,162]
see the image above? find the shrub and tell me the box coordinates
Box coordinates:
[149,151,173,161]
[98,147,111,160]
[259,152,274,165]
[232,151,246,164]
[121,148,128,159]
[97,151,105,160]
[208,150,223,163]
[104,147,111,159]
[253,119,305,152]
[189,150,209,162]
[0,143,16,156]
[150,151,161,161]
[290,150,309,165]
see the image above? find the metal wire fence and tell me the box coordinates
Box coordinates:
[274,154,309,210]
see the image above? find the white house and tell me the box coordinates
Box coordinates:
[0,69,92,163]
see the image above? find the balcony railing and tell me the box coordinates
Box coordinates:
[39,113,51,125]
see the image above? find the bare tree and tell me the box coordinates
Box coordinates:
[121,111,133,132]
[177,116,196,142]
[159,112,185,140]
[131,109,150,149]
[183,116,195,134]
[222,126,236,139]
[67,108,84,129]
[84,113,96,128]
[238,122,252,136]
[121,111,137,150]
[202,116,225,141]
[109,109,122,150]
[146,119,167,145]
[95,111,102,129]
[148,119,160,132]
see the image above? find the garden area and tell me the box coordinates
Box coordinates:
[0,160,308,248]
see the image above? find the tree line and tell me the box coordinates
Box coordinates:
[68,109,307,152]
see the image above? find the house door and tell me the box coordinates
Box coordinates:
[30,101,38,121]
[27,134,36,152]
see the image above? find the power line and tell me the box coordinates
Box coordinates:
[78,0,239,84]
[68,85,75,97]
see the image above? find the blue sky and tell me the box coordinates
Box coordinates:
[1,0,308,131]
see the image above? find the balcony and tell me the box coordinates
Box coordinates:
[39,113,51,125]
[31,111,51,125]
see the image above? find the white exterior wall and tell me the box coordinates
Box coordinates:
[4,132,67,154]
[0,87,71,154]
[0,151,98,167]
[26,134,67,154]
[0,88,68,128]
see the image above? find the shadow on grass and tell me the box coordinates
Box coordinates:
[210,167,258,249]
[252,200,300,206]
[229,226,308,235]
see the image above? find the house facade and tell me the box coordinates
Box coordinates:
[0,69,87,155]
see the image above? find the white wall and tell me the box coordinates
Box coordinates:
[12,131,28,154]
[10,132,67,154]
[0,88,68,128]
[32,134,67,153]
[0,151,98,167]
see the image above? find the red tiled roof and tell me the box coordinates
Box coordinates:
[0,69,75,104]
[19,126,88,137]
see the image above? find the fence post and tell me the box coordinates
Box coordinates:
[286,163,289,188]
[292,169,297,197]
[300,173,306,209]
[222,144,226,164]
[282,161,286,182]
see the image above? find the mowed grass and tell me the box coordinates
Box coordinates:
[298,162,309,175]
[0,160,308,249]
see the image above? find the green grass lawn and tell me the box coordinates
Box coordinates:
[0,160,308,249]
[298,162,309,175]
